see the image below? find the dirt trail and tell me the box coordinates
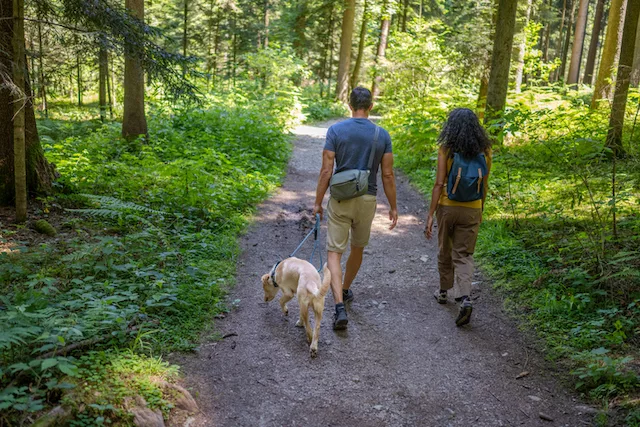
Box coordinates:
[178,120,595,427]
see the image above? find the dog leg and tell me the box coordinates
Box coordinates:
[299,300,312,344]
[309,297,324,358]
[279,291,294,316]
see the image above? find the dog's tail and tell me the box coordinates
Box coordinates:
[320,263,331,297]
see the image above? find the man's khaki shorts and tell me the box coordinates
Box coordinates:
[326,194,377,253]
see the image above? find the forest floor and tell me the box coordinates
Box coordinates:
[177,120,600,427]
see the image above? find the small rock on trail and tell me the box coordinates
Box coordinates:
[176,120,593,427]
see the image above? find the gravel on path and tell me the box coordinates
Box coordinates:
[177,120,595,427]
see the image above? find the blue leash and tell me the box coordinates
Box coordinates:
[289,213,323,272]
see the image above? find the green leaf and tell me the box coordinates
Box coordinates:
[41,358,59,370]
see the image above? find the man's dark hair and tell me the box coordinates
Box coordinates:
[438,108,492,158]
[349,87,373,111]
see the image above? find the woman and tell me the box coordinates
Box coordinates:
[424,108,492,326]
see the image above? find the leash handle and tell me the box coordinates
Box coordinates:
[314,213,320,240]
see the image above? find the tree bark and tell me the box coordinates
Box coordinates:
[606,0,640,154]
[401,0,409,32]
[351,0,369,88]
[478,0,499,119]
[514,0,533,93]
[335,0,356,102]
[583,0,606,85]
[567,0,590,86]
[371,0,391,100]
[76,54,82,106]
[0,0,54,207]
[631,15,640,86]
[122,0,148,140]
[37,19,47,117]
[592,0,627,108]
[183,0,188,75]
[12,0,26,222]
[485,0,519,123]
[558,0,576,83]
[264,0,270,49]
[99,45,107,123]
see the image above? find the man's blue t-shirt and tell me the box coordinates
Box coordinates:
[324,118,393,196]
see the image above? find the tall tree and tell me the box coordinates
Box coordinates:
[99,44,108,123]
[0,0,54,206]
[558,0,576,82]
[183,0,189,75]
[478,0,499,119]
[122,0,149,140]
[485,0,519,123]
[591,0,627,108]
[371,0,391,99]
[606,0,640,153]
[264,0,270,48]
[12,0,27,222]
[514,0,533,93]
[567,0,590,86]
[631,15,640,86]
[351,0,370,88]
[583,0,606,85]
[335,0,356,102]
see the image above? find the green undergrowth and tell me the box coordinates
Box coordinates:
[385,86,640,420]
[0,94,294,424]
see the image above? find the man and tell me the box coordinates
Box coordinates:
[313,87,398,330]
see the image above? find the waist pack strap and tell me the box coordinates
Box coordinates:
[367,126,380,171]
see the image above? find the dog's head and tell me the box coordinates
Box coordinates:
[261,273,279,302]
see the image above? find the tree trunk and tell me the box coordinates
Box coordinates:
[351,0,369,88]
[485,0,519,123]
[514,0,533,93]
[606,0,640,154]
[592,0,627,108]
[401,0,409,32]
[558,0,576,83]
[335,0,356,102]
[0,0,54,207]
[371,0,391,100]
[567,0,590,86]
[122,0,148,140]
[37,19,47,117]
[76,54,82,106]
[106,53,113,118]
[478,0,499,119]
[630,15,640,86]
[327,5,336,98]
[12,0,26,222]
[264,0,270,49]
[99,45,107,123]
[583,0,606,85]
[183,0,188,75]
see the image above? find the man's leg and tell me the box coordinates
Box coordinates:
[343,245,364,291]
[327,250,344,303]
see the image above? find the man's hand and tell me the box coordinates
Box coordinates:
[313,204,324,221]
[424,214,434,240]
[388,208,398,230]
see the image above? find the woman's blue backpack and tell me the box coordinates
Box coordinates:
[447,152,488,202]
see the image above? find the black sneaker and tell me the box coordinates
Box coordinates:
[343,289,354,303]
[333,303,348,330]
[455,298,473,327]
[434,289,447,304]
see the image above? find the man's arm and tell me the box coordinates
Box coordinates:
[381,152,398,230]
[313,149,335,219]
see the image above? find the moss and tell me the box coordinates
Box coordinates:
[34,219,57,236]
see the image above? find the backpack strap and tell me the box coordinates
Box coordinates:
[367,126,380,171]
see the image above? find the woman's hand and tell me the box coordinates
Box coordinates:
[424,214,434,240]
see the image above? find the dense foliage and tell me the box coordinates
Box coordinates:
[380,27,640,421]
[0,94,294,424]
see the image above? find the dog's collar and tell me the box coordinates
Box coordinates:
[270,261,281,288]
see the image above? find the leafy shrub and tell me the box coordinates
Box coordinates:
[0,96,293,423]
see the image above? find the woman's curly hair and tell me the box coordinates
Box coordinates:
[437,108,492,158]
